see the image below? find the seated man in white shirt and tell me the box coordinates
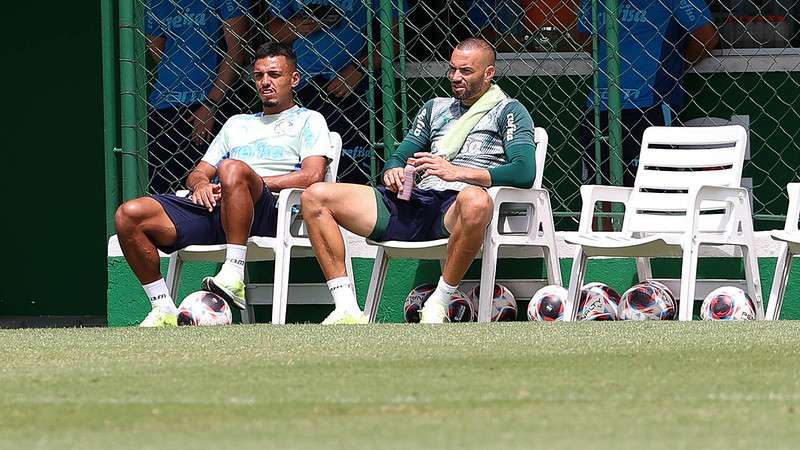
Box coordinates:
[115,42,334,327]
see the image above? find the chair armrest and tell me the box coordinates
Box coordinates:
[487,186,553,235]
[577,185,634,233]
[686,185,752,237]
[785,183,800,232]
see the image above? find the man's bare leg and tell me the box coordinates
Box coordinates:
[302,182,379,323]
[115,197,180,325]
[421,187,493,323]
[203,159,267,310]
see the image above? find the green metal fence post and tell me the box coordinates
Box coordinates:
[366,0,378,183]
[605,0,623,189]
[379,0,397,160]
[591,0,602,186]
[119,0,140,200]
[101,0,120,234]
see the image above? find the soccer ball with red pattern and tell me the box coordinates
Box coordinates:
[577,282,621,321]
[527,285,568,321]
[618,280,676,320]
[467,284,517,321]
[700,286,757,321]
[447,290,474,322]
[404,284,435,323]
[177,291,232,326]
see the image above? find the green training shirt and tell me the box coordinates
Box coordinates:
[385,96,536,191]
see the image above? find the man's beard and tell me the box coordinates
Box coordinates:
[452,82,479,100]
[262,98,279,108]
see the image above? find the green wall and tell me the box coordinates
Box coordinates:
[2,4,107,317]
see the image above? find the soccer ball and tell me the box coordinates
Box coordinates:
[447,290,474,322]
[177,291,232,326]
[527,285,568,321]
[467,284,517,321]
[404,284,435,323]
[577,282,621,321]
[700,286,757,321]
[618,281,676,320]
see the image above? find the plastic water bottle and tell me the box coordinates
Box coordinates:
[397,163,415,201]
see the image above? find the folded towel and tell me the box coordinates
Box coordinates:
[434,84,508,160]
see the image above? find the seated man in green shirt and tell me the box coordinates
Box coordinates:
[301,37,537,324]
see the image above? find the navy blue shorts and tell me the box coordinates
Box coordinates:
[151,190,278,254]
[369,186,459,242]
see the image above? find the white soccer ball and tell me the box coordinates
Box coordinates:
[577,282,621,321]
[618,280,676,320]
[177,291,232,326]
[700,286,757,321]
[467,283,517,321]
[527,285,568,321]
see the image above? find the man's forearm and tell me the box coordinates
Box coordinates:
[187,169,213,191]
[262,171,323,192]
[454,166,492,188]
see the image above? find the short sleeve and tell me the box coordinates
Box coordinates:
[144,1,163,36]
[674,0,713,32]
[219,0,250,21]
[201,120,232,167]
[576,0,592,34]
[299,112,334,161]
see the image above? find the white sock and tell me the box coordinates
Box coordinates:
[426,276,458,309]
[327,276,360,314]
[143,279,177,314]
[217,244,247,281]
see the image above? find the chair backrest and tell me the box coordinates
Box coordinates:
[533,127,548,189]
[325,132,343,182]
[623,125,748,234]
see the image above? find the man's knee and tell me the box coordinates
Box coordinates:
[115,198,153,234]
[217,159,251,185]
[301,182,336,214]
[455,188,493,227]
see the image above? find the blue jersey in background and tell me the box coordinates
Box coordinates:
[578,0,713,111]
[146,0,249,110]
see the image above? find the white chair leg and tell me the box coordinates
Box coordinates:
[766,244,793,321]
[241,265,255,325]
[165,253,183,301]
[678,244,700,321]
[271,245,290,325]
[565,247,587,322]
[342,228,356,290]
[477,243,499,323]
[544,245,562,286]
[635,257,653,283]
[363,247,389,323]
[741,244,765,319]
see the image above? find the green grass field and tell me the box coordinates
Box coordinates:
[2,322,799,449]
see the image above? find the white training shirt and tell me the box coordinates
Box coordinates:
[202,105,334,177]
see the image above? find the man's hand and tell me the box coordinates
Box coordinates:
[191,182,221,212]
[187,104,216,145]
[413,152,461,182]
[326,64,365,98]
[383,167,406,193]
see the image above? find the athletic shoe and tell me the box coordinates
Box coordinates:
[202,274,246,310]
[321,309,368,325]
[139,307,178,327]
[419,302,449,324]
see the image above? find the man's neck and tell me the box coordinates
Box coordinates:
[262,102,295,116]
[459,86,491,107]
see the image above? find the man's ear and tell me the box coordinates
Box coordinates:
[484,65,496,83]
[291,71,300,88]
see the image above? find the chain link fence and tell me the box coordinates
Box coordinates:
[123,0,800,230]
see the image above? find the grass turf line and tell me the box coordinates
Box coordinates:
[1,322,799,449]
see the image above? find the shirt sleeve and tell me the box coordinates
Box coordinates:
[674,0,713,32]
[486,101,536,188]
[384,100,433,170]
[576,0,592,34]
[299,112,334,162]
[201,119,232,167]
[144,2,163,36]
[219,0,250,21]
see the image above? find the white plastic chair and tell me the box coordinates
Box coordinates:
[563,125,764,321]
[165,132,354,324]
[362,127,561,323]
[765,183,800,320]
